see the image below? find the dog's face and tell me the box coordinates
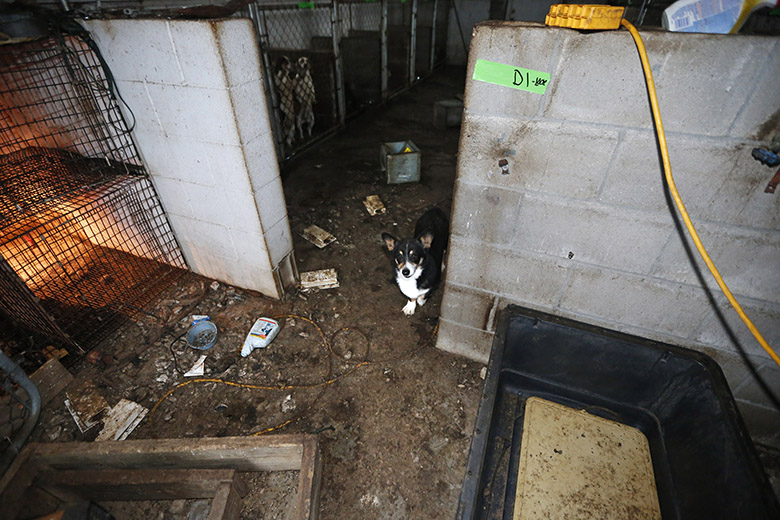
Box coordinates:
[297,56,310,73]
[381,232,433,279]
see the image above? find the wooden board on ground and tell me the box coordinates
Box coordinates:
[0,434,321,520]
[301,225,336,248]
[30,359,73,406]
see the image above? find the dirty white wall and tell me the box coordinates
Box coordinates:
[83,18,296,298]
[439,21,780,447]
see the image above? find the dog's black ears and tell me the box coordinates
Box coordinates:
[418,231,434,250]
[381,232,397,251]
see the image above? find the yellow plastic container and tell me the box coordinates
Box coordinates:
[545,4,626,30]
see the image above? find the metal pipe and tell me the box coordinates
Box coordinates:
[410,0,418,84]
[248,4,286,161]
[430,0,439,72]
[381,0,388,101]
[0,351,41,475]
[332,0,346,125]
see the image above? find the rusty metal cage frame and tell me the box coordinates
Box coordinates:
[0,31,187,353]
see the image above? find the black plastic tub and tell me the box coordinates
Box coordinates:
[457,305,780,520]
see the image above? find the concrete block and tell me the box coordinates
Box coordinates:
[651,222,780,304]
[264,217,293,267]
[216,19,264,87]
[513,193,672,274]
[735,400,780,449]
[722,150,780,230]
[735,364,780,410]
[542,28,653,129]
[135,134,221,187]
[84,19,182,85]
[230,80,272,145]
[694,298,780,361]
[599,130,745,215]
[640,31,769,136]
[150,177,193,218]
[203,256,279,299]
[683,143,776,228]
[245,134,281,192]
[559,266,713,339]
[115,81,164,138]
[456,116,618,199]
[435,318,494,364]
[447,236,569,307]
[254,177,288,232]
[167,21,226,89]
[182,182,258,234]
[729,40,780,139]
[465,22,560,119]
[450,181,522,245]
[229,228,272,267]
[440,284,497,332]
[167,215,237,262]
[145,83,239,144]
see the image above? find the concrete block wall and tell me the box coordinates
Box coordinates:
[438,22,780,447]
[84,18,296,299]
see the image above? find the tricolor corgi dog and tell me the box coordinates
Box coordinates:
[381,207,449,316]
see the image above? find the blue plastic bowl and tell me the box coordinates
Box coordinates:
[186,320,218,350]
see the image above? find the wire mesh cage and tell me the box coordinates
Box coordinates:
[338,0,383,112]
[248,2,337,158]
[0,32,187,354]
[248,0,447,159]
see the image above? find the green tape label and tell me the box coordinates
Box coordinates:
[472,59,550,94]
[298,1,315,8]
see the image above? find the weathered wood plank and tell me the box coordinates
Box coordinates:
[36,468,236,502]
[30,359,73,407]
[0,445,43,519]
[31,435,306,472]
[296,437,322,520]
[1,435,322,520]
[206,475,247,520]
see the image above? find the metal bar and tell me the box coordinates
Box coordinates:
[381,0,388,101]
[410,0,418,84]
[248,3,285,161]
[331,0,346,125]
[430,0,439,72]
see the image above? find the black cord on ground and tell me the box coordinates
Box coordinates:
[168,332,188,375]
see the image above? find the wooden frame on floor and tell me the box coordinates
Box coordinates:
[0,434,321,520]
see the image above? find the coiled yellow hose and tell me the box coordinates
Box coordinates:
[620,18,779,367]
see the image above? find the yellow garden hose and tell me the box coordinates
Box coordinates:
[619,18,779,367]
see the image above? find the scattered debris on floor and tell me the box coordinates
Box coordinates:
[65,380,109,433]
[363,195,386,216]
[301,224,336,248]
[184,354,207,376]
[299,268,339,291]
[95,398,148,441]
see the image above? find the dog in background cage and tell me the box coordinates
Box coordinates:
[274,56,297,147]
[294,56,316,140]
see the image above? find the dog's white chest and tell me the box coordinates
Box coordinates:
[396,270,428,300]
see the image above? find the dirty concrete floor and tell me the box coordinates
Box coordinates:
[19,63,780,518]
[28,66,482,520]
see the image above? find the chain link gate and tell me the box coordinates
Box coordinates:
[247,0,448,160]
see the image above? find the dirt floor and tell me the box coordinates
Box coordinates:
[10,64,780,519]
[23,67,482,520]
